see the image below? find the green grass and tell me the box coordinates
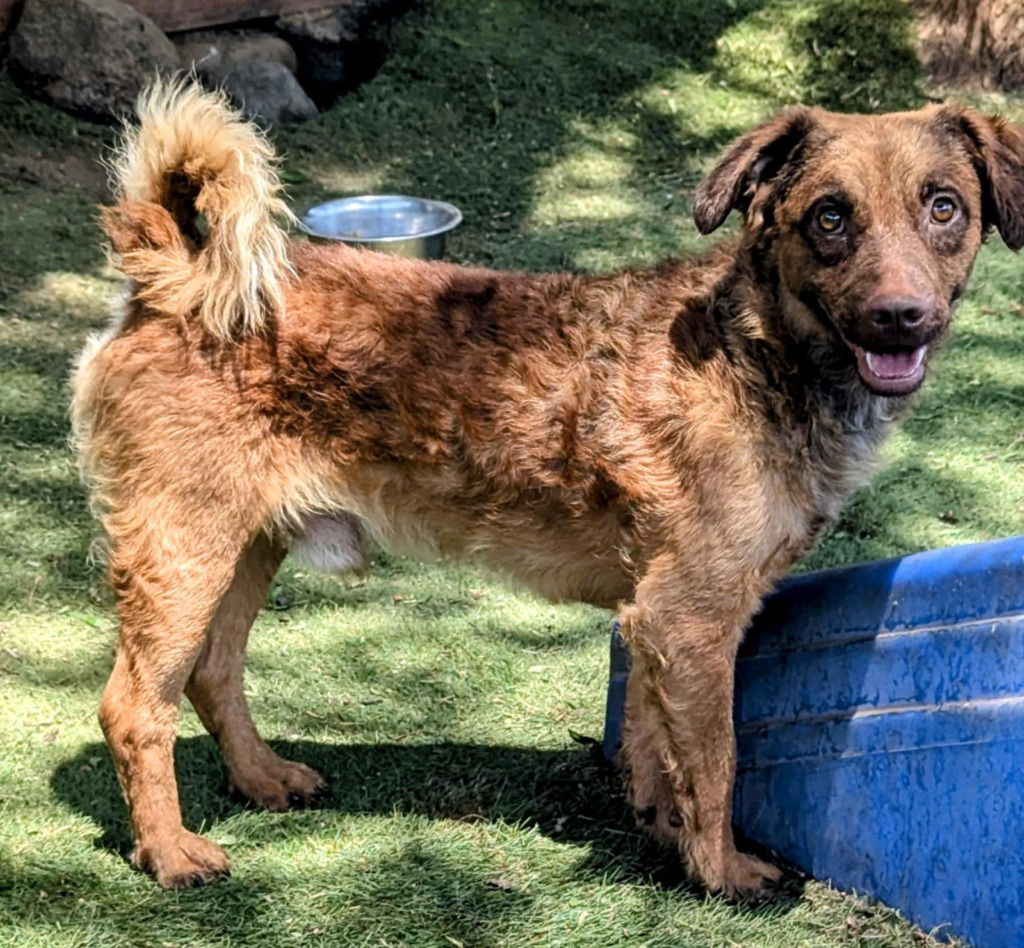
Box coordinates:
[2,0,1022,944]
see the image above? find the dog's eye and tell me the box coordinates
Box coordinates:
[816,207,845,234]
[930,196,958,224]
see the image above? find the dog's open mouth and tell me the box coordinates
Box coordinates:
[846,342,928,396]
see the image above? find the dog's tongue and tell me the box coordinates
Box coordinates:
[864,348,926,379]
[851,343,928,395]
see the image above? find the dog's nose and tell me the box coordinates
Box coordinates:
[865,295,930,334]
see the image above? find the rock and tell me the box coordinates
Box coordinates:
[277,6,362,46]
[276,0,409,107]
[173,28,315,125]
[6,0,178,122]
[174,29,298,79]
[217,60,318,127]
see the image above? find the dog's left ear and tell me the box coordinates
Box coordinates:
[693,107,817,235]
[939,107,1024,251]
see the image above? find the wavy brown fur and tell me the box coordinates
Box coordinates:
[73,84,1024,895]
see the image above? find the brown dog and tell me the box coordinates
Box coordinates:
[72,81,1024,894]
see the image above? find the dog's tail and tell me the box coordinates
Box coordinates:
[101,78,294,338]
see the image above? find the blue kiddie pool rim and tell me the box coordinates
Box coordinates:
[602,532,1024,762]
[600,533,1024,948]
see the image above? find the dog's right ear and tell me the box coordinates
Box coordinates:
[693,108,816,235]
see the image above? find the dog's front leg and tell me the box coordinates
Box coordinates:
[619,561,781,899]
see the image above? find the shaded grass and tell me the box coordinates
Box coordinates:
[1,0,1020,944]
[715,0,924,110]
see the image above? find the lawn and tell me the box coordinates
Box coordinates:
[1,0,1022,945]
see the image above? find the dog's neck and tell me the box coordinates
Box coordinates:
[676,249,914,539]
[715,250,911,444]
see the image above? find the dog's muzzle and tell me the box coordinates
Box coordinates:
[844,294,942,396]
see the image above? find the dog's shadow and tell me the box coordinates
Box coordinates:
[52,736,805,912]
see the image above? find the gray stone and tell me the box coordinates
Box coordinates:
[173,28,315,125]
[7,0,178,122]
[277,6,362,45]
[175,29,298,79]
[277,0,409,42]
[217,60,318,127]
[276,0,406,107]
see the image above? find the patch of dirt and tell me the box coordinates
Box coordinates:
[1,147,109,199]
[909,0,1024,90]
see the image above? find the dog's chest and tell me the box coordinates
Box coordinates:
[755,402,891,575]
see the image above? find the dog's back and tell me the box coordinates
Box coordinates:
[79,82,726,606]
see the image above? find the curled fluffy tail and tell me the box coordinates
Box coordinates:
[102,79,294,338]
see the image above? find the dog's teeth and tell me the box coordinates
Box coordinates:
[865,346,927,379]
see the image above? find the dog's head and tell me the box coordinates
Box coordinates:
[694,105,1024,395]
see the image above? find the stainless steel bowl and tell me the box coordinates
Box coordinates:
[298,195,463,259]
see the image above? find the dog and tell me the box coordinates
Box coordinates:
[72,80,1024,894]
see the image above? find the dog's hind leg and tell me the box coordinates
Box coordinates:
[185,531,326,810]
[99,495,264,889]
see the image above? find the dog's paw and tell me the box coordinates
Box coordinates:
[230,759,326,811]
[132,831,230,889]
[711,851,784,902]
[632,801,684,847]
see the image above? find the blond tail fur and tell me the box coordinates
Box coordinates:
[102,78,294,338]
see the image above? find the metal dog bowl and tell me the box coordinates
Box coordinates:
[298,195,462,259]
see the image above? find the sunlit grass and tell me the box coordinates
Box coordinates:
[1,0,1016,943]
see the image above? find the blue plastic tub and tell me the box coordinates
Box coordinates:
[602,535,1024,947]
